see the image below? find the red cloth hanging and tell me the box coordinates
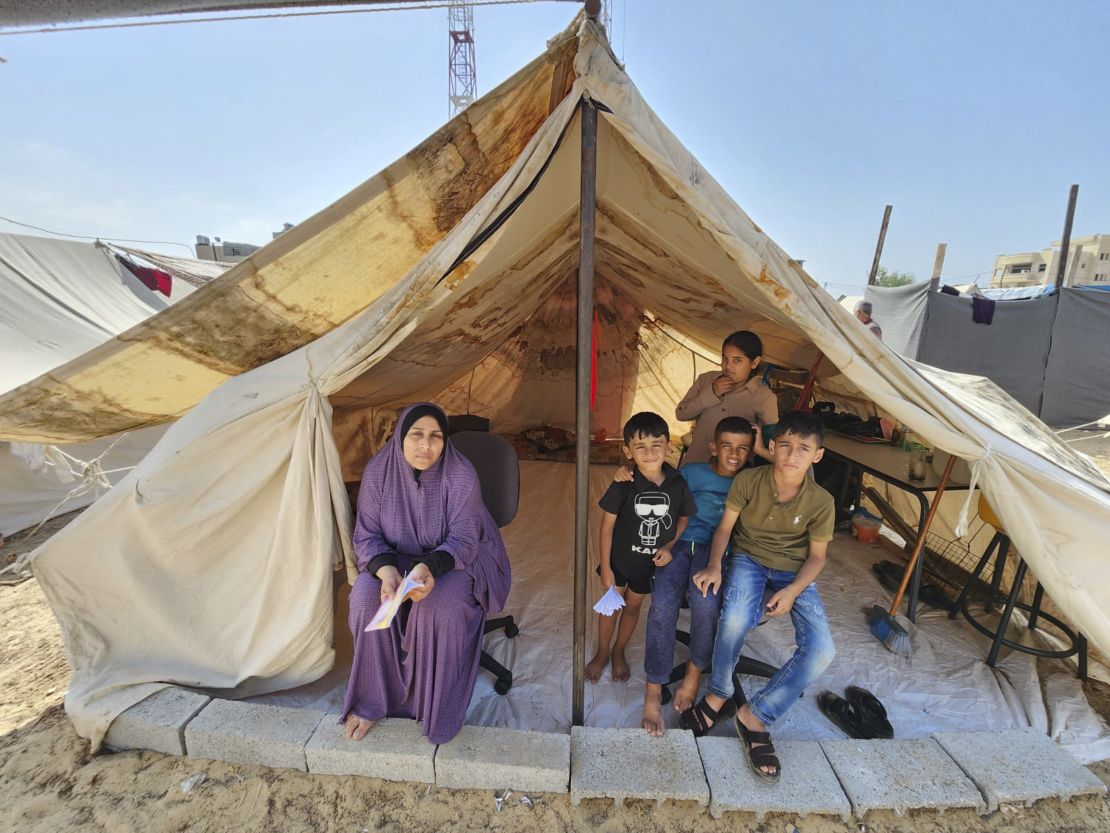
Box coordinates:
[118,256,172,297]
[590,309,600,411]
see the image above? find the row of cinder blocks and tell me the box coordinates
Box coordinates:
[104,688,571,792]
[105,688,1106,819]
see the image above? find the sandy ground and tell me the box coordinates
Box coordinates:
[3,434,1110,831]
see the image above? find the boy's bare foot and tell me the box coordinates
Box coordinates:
[584,651,609,683]
[344,714,376,741]
[641,683,666,736]
[611,647,630,682]
[672,663,701,712]
[736,704,777,777]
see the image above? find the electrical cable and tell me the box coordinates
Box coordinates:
[0,214,195,253]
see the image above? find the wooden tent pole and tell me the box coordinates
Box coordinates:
[867,204,893,286]
[572,96,598,727]
[928,243,947,293]
[1055,184,1079,290]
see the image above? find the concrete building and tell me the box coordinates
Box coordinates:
[991,234,1110,288]
[194,235,260,264]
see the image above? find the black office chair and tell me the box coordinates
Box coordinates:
[450,430,521,695]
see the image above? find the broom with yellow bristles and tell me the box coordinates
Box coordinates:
[866,455,957,656]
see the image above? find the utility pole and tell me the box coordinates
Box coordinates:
[448,1,476,118]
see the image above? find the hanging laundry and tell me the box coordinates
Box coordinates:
[972,295,996,325]
[118,255,172,297]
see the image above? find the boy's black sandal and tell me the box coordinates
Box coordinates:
[844,685,894,739]
[679,695,736,737]
[735,716,780,782]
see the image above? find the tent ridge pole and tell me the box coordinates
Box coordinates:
[573,97,598,727]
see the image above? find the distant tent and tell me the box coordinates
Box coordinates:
[0,232,225,535]
[2,16,1108,748]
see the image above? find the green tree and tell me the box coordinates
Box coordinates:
[875,266,915,287]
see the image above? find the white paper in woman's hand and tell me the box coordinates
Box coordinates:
[365,573,425,631]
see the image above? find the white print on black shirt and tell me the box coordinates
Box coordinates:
[633,491,671,551]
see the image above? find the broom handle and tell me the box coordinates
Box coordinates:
[888,454,958,615]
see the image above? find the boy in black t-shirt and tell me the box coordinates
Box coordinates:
[586,412,697,684]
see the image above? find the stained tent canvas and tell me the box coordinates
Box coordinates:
[2,16,1109,748]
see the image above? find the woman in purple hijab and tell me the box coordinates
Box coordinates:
[341,403,511,744]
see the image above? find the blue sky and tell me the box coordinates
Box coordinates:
[1,0,1107,297]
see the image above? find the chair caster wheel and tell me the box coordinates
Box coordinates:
[505,623,520,638]
[495,676,512,695]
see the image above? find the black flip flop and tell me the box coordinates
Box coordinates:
[844,685,894,739]
[817,690,869,739]
[735,715,780,782]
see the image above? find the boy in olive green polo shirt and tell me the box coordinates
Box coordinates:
[685,411,836,782]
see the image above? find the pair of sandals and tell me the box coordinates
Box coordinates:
[680,696,781,783]
[817,686,893,740]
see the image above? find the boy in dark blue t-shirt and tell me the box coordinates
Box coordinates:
[587,412,696,685]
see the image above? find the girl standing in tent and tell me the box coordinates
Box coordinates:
[340,403,511,745]
[676,330,777,465]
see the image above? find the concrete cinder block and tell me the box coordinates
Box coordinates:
[305,717,435,783]
[185,699,324,772]
[820,738,985,817]
[570,727,709,807]
[104,687,211,756]
[697,736,851,821]
[933,729,1107,812]
[435,725,569,794]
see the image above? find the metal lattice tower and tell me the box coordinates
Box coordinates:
[447,1,476,118]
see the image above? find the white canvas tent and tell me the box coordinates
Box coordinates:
[3,16,1109,749]
[0,233,225,535]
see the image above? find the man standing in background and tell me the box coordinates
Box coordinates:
[855,301,883,340]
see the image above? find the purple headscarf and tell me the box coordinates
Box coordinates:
[353,403,511,614]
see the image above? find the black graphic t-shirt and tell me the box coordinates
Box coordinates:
[598,463,697,561]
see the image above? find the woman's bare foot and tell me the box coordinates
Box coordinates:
[611,647,630,682]
[344,714,376,741]
[584,651,609,683]
[736,704,776,777]
[672,662,701,712]
[641,683,665,736]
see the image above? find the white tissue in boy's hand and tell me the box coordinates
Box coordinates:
[593,586,626,616]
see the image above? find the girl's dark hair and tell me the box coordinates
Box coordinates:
[722,330,764,361]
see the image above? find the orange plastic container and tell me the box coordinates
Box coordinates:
[853,522,881,544]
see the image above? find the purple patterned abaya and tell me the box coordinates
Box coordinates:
[340,403,511,744]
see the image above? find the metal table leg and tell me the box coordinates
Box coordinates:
[987,559,1028,668]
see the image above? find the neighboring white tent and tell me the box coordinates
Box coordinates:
[3,16,1109,748]
[0,232,225,535]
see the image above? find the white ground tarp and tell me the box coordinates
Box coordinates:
[5,16,1110,748]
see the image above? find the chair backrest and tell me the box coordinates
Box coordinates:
[450,431,520,528]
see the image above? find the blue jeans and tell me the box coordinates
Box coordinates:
[708,553,835,727]
[644,540,722,684]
